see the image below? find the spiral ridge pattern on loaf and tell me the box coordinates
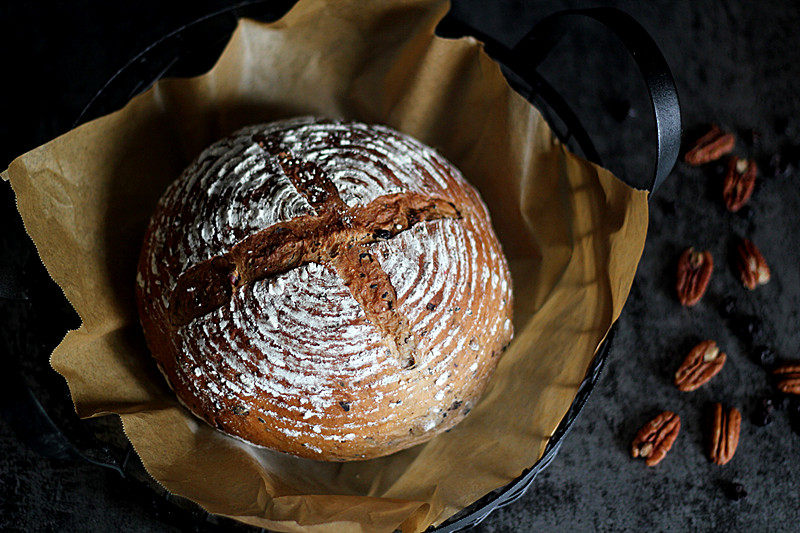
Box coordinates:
[136,117,513,460]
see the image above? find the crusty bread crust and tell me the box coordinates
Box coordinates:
[136,118,513,461]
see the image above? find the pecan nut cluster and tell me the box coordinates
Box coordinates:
[630,125,792,476]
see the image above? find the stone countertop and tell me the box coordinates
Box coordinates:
[2,1,799,531]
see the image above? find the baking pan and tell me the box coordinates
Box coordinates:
[0,2,680,530]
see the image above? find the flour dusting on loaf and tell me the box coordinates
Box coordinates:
[136,117,513,460]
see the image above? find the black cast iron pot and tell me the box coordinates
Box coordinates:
[0,2,680,531]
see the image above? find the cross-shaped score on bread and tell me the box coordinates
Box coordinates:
[138,119,515,460]
[168,131,463,368]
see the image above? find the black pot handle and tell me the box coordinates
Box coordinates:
[439,7,682,193]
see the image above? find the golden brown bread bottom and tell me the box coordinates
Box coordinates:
[136,117,513,460]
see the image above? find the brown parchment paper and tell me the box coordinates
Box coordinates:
[2,0,649,531]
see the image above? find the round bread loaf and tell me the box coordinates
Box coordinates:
[136,117,513,461]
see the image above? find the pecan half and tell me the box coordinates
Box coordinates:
[674,340,726,391]
[676,248,713,306]
[773,363,800,394]
[708,404,741,466]
[631,411,681,466]
[736,238,770,290]
[684,125,736,166]
[723,157,757,212]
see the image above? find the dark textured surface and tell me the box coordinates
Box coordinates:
[2,1,800,531]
